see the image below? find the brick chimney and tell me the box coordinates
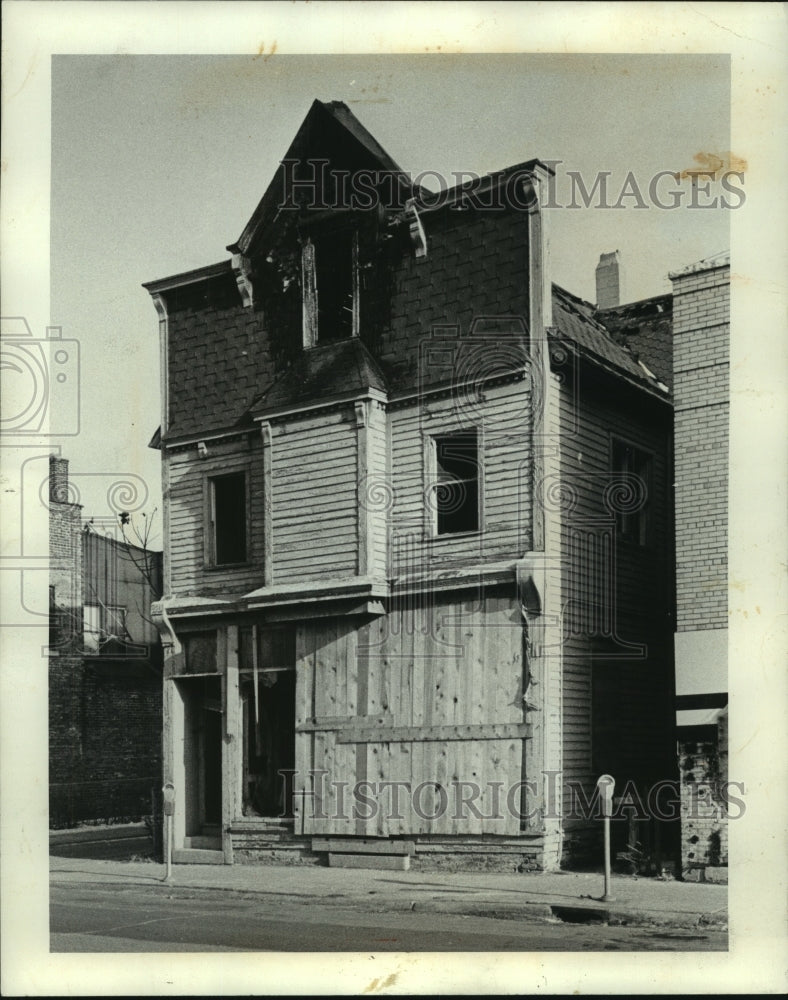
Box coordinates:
[49,455,70,504]
[595,250,623,310]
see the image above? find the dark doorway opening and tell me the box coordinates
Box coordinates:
[241,669,296,818]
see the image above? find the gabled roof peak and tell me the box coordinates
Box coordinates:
[228,99,413,258]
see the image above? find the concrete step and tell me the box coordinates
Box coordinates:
[184,836,222,850]
[328,852,410,871]
[172,848,225,865]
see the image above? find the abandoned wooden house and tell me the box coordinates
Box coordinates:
[145,100,677,871]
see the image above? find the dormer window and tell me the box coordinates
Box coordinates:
[302,224,359,348]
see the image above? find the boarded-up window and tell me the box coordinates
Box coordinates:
[433,430,480,535]
[182,631,218,674]
[210,471,247,565]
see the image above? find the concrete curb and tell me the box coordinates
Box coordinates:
[50,865,727,931]
[50,823,148,845]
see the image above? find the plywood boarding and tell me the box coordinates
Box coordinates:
[298,590,527,838]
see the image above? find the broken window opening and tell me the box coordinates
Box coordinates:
[210,471,247,565]
[302,226,359,347]
[611,439,651,546]
[433,430,480,535]
[239,626,296,818]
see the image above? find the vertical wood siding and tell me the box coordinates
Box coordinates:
[296,590,527,837]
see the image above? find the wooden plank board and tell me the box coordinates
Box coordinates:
[336,723,533,744]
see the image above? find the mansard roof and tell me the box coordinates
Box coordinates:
[250,338,389,418]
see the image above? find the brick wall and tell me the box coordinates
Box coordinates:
[49,658,162,827]
[678,710,729,878]
[671,262,729,631]
[49,457,162,827]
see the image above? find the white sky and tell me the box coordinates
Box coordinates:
[50,52,732,532]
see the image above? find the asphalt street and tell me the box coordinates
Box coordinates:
[51,882,727,953]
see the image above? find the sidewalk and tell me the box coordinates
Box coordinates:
[50,852,728,930]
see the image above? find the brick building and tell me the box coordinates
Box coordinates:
[669,253,730,881]
[145,100,678,871]
[49,456,164,827]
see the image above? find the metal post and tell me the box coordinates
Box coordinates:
[162,781,176,883]
[602,813,613,902]
[596,773,615,902]
[165,814,172,882]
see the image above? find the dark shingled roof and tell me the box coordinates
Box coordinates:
[250,338,389,416]
[596,294,673,390]
[229,99,415,258]
[551,285,668,395]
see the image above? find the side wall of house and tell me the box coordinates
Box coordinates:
[557,370,676,861]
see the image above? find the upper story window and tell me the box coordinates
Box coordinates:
[302,224,359,348]
[610,439,651,546]
[209,471,248,566]
[83,603,127,654]
[431,430,480,535]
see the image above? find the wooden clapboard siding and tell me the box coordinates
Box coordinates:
[389,379,532,573]
[558,370,674,806]
[271,407,358,582]
[561,637,594,827]
[166,436,265,595]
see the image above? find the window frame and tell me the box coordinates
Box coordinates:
[609,435,653,548]
[203,466,252,570]
[424,425,484,539]
[301,220,360,349]
[82,602,128,654]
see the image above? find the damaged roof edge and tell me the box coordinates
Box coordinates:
[142,260,232,296]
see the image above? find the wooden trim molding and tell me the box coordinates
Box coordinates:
[260,421,274,586]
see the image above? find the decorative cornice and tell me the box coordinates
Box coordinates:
[151,292,168,321]
[166,430,254,454]
[231,253,254,309]
[405,199,428,259]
